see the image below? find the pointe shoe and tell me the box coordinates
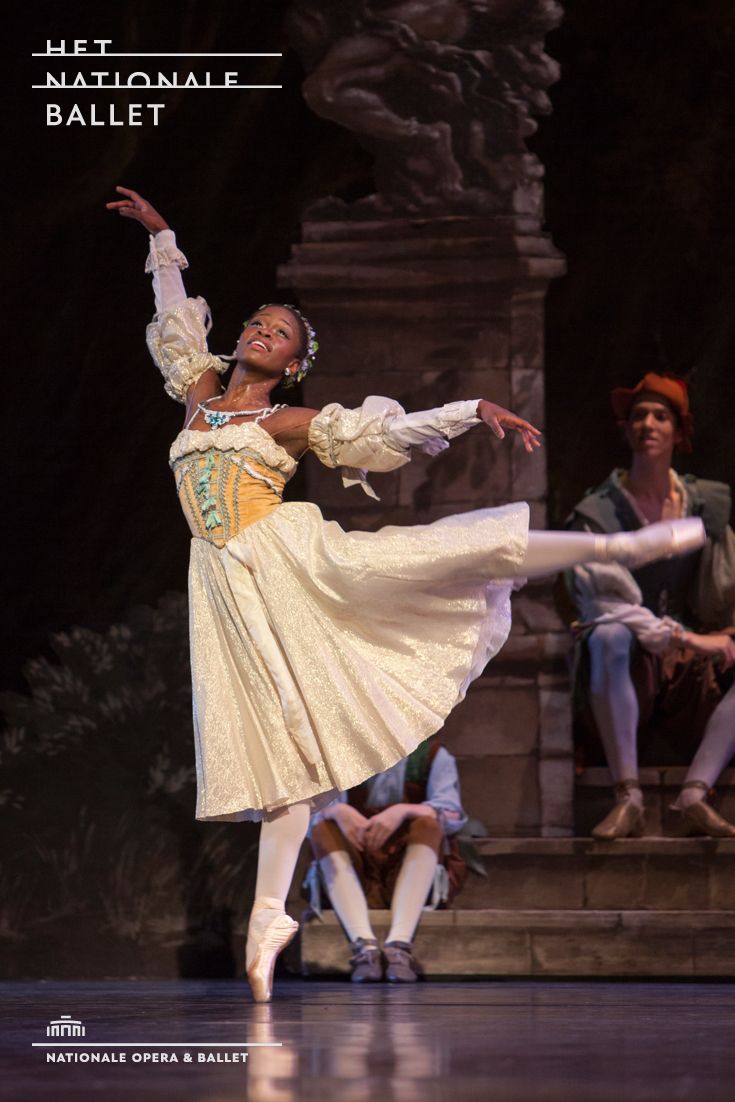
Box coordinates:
[246,913,299,1003]
[591,780,645,840]
[606,517,706,570]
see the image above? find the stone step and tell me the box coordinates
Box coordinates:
[457,837,735,911]
[297,907,735,978]
[575,767,735,836]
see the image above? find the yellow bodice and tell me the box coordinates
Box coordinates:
[169,424,297,547]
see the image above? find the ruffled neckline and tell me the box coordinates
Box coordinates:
[169,422,298,474]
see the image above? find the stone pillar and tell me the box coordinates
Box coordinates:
[280,0,572,836]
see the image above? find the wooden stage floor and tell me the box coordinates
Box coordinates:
[3,978,734,1100]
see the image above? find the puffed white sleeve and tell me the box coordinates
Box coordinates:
[424,747,468,837]
[307,395,482,499]
[570,560,683,653]
[144,228,229,403]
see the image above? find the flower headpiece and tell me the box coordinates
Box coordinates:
[253,302,319,389]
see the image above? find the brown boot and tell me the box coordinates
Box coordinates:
[591,779,645,840]
[349,938,383,983]
[383,941,423,983]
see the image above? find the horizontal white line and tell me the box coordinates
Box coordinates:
[33,85,282,90]
[32,53,282,57]
[33,1042,282,1047]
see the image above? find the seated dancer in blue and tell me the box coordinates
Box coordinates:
[108,187,704,1001]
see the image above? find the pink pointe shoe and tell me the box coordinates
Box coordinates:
[246,911,299,1003]
[605,517,706,570]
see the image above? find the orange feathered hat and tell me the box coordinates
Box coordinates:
[610,372,693,452]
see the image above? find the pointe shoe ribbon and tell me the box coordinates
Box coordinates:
[247,914,299,1003]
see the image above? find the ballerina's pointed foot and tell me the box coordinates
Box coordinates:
[608,517,706,570]
[246,914,300,1003]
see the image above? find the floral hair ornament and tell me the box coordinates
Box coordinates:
[245,303,319,389]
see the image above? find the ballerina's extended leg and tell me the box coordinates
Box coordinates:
[507,517,705,579]
[246,799,311,1002]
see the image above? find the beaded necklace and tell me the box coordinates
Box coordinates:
[196,396,288,430]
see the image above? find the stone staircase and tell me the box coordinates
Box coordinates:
[293,771,735,978]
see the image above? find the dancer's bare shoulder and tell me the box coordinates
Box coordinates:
[265,407,320,457]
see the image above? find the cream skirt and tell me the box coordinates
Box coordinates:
[187,500,529,821]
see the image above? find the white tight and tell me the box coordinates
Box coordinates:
[519,530,611,578]
[501,524,701,579]
[512,529,634,579]
[254,799,312,903]
[246,800,311,970]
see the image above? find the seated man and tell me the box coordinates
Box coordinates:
[306,736,468,983]
[564,372,735,839]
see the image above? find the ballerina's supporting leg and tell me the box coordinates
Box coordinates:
[246,799,311,1002]
[502,518,705,579]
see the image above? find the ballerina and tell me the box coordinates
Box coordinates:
[107,186,705,1001]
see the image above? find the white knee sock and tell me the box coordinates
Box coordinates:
[318,849,376,944]
[246,800,311,969]
[385,843,438,945]
[677,685,735,808]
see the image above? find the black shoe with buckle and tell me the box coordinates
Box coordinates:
[349,938,383,983]
[383,940,423,983]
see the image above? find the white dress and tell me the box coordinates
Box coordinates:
[146,231,530,822]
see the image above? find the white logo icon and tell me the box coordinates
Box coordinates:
[47,1015,86,1038]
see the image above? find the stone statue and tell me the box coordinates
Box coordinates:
[286,0,563,217]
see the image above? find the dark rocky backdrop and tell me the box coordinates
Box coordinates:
[3,0,734,980]
[6,0,734,681]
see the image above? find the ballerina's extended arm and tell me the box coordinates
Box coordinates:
[106,186,227,411]
[303,394,541,499]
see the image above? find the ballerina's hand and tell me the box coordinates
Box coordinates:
[478,399,543,454]
[105,186,169,234]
